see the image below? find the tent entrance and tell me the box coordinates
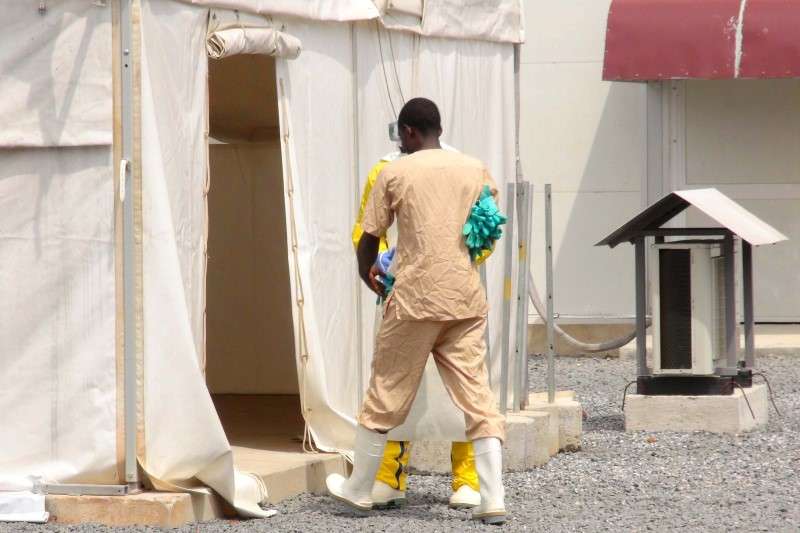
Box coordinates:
[205,54,339,500]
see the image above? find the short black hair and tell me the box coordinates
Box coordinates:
[397,97,441,135]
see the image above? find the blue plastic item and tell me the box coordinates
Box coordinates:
[376,248,396,276]
[375,248,396,304]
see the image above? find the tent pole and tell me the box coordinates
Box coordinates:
[480,264,492,386]
[513,44,522,186]
[351,22,365,407]
[499,182,516,415]
[513,182,532,412]
[545,184,556,404]
[119,0,139,491]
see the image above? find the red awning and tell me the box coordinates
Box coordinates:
[603,0,800,81]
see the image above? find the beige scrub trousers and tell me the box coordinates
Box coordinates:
[357,148,506,443]
[358,298,504,441]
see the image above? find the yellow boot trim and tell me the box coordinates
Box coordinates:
[375,440,410,491]
[451,441,480,492]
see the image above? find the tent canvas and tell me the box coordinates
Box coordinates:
[0,0,522,517]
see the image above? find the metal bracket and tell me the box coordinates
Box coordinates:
[40,484,128,497]
[119,159,129,203]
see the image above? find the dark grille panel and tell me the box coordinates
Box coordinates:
[659,249,692,370]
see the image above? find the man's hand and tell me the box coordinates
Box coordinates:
[357,232,382,294]
[367,265,386,297]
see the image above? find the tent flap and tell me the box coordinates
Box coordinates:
[207,28,301,59]
[207,9,301,59]
[180,0,380,22]
[183,0,524,43]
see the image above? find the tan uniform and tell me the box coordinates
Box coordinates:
[358,149,505,442]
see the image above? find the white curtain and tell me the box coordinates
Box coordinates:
[276,19,517,452]
[139,0,270,517]
[0,146,118,484]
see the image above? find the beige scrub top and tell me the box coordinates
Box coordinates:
[362,148,498,321]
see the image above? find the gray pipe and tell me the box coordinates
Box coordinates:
[527,271,650,353]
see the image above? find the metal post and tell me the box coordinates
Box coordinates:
[351,23,364,406]
[544,185,555,404]
[723,233,738,372]
[499,182,516,415]
[634,237,648,377]
[742,241,755,369]
[480,264,492,385]
[513,182,532,412]
[119,0,138,490]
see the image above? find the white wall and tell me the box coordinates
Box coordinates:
[520,5,800,323]
[683,80,800,321]
[520,0,647,323]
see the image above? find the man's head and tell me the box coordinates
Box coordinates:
[397,97,442,154]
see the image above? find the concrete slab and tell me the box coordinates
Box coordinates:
[45,491,225,527]
[624,383,768,434]
[213,395,347,503]
[43,395,346,527]
[509,410,552,467]
[408,410,555,473]
[619,324,800,361]
[526,395,582,452]
[528,323,636,357]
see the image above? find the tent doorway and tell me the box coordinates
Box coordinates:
[205,54,336,499]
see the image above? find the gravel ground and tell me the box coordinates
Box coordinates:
[5,354,799,533]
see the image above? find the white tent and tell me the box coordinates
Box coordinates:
[0,0,523,517]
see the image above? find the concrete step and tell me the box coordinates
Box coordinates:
[624,383,768,434]
[408,391,583,473]
[45,490,225,527]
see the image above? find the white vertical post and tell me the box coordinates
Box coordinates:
[499,183,516,415]
[119,0,138,490]
[513,182,532,412]
[480,265,492,386]
[634,237,648,378]
[545,184,555,404]
[723,233,738,373]
[351,23,364,406]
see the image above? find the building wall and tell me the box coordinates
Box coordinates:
[520,4,800,324]
[682,80,800,322]
[520,0,647,323]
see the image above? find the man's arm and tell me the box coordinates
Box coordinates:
[352,161,389,252]
[357,232,383,296]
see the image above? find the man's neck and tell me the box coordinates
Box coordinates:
[418,138,442,151]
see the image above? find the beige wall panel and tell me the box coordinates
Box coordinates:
[522,0,612,64]
[519,1,646,321]
[686,80,800,185]
[520,62,645,193]
[686,200,800,321]
[206,142,298,394]
[529,191,641,319]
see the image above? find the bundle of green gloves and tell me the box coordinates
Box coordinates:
[463,185,507,262]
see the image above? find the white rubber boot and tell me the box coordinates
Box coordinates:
[371,481,407,509]
[449,484,481,509]
[471,437,506,525]
[326,426,387,512]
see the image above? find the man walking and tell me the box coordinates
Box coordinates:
[326,98,506,524]
[352,147,483,511]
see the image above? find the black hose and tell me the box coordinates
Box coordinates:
[752,372,781,417]
[620,380,637,412]
[734,382,756,420]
